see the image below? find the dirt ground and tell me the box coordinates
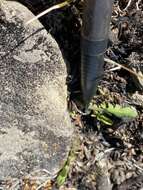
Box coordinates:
[17,0,143,189]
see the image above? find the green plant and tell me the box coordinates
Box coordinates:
[89,102,138,125]
[56,137,79,187]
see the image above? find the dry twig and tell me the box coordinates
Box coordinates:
[104,58,143,80]
[26,0,72,25]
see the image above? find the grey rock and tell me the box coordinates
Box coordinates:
[0,1,73,188]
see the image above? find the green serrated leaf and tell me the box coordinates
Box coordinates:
[89,102,138,125]
[101,103,138,119]
[97,113,113,125]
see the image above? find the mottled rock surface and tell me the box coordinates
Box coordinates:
[0,1,73,188]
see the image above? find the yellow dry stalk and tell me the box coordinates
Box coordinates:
[26,0,73,25]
